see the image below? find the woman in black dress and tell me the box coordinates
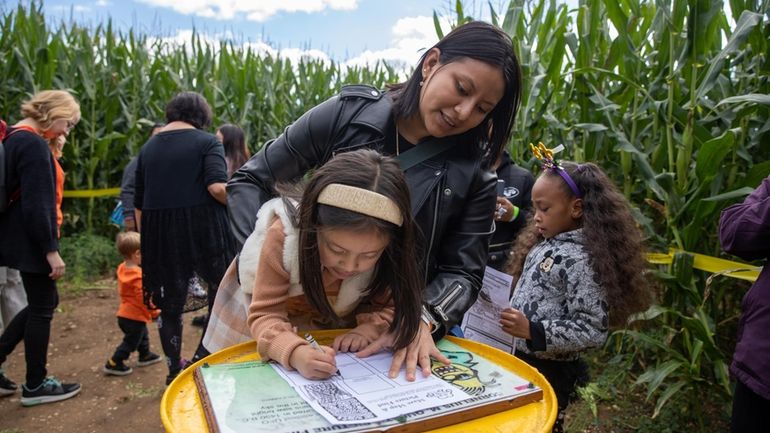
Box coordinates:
[134,92,235,384]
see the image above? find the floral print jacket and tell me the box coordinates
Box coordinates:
[510,229,609,361]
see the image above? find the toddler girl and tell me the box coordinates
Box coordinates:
[501,143,652,432]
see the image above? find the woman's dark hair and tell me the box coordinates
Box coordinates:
[389,21,522,166]
[165,91,213,129]
[505,162,653,327]
[296,149,422,350]
[218,123,251,179]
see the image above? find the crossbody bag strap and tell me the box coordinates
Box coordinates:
[396,138,457,171]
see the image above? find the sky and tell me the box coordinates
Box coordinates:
[22,0,518,69]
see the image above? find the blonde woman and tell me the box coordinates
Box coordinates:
[0,90,81,406]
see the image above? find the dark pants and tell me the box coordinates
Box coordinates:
[516,352,589,433]
[731,380,770,433]
[111,317,150,362]
[158,284,217,373]
[0,272,58,387]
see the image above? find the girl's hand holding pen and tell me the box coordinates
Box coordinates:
[290,340,338,380]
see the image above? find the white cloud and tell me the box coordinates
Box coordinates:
[343,15,450,73]
[51,4,92,13]
[145,14,450,77]
[137,0,358,22]
[149,29,330,65]
[96,0,110,6]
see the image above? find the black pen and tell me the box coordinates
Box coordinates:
[304,333,342,378]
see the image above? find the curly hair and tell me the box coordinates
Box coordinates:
[165,91,212,129]
[505,161,652,327]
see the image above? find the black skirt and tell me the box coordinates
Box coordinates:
[140,204,235,315]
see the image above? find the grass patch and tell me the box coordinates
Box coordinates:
[58,232,120,294]
[565,352,731,433]
[125,381,162,400]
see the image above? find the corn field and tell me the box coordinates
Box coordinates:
[1,0,769,429]
[443,0,768,428]
[0,2,398,232]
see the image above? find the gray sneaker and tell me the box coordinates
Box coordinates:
[21,377,81,406]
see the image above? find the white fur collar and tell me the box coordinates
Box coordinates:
[238,197,374,317]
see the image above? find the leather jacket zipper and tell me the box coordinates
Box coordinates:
[434,282,463,322]
[423,179,443,284]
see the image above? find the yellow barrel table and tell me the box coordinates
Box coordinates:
[161,330,556,432]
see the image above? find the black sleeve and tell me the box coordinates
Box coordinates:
[526,321,547,352]
[15,134,58,253]
[202,137,228,186]
[424,167,497,336]
[227,95,344,248]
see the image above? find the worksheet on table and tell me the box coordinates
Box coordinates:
[272,351,470,425]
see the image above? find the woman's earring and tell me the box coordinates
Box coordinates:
[419,80,424,87]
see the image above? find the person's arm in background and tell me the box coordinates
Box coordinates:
[719,175,770,260]
[207,183,227,204]
[226,95,344,249]
[120,157,138,231]
[203,135,229,205]
[133,153,144,232]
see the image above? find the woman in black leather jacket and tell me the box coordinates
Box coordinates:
[226,21,522,380]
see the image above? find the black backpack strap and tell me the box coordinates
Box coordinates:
[396,138,456,171]
[2,126,28,209]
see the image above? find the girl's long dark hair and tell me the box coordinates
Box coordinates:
[506,162,653,327]
[218,123,251,179]
[295,149,422,349]
[388,21,522,167]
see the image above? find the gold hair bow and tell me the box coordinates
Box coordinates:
[530,142,557,169]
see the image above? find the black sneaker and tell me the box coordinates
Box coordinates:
[103,358,133,376]
[0,369,17,396]
[137,352,162,367]
[21,377,81,406]
[165,358,191,386]
[165,370,180,386]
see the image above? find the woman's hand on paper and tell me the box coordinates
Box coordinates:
[500,307,531,339]
[355,322,450,382]
[289,344,338,380]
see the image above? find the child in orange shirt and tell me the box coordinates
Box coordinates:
[103,232,161,375]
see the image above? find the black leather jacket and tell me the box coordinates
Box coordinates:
[227,84,497,337]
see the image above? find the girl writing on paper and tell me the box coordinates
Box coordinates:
[204,149,423,379]
[500,143,653,432]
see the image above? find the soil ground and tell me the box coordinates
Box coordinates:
[0,284,202,433]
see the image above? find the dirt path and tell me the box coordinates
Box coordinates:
[0,285,202,433]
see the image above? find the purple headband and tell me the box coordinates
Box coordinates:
[529,142,583,198]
